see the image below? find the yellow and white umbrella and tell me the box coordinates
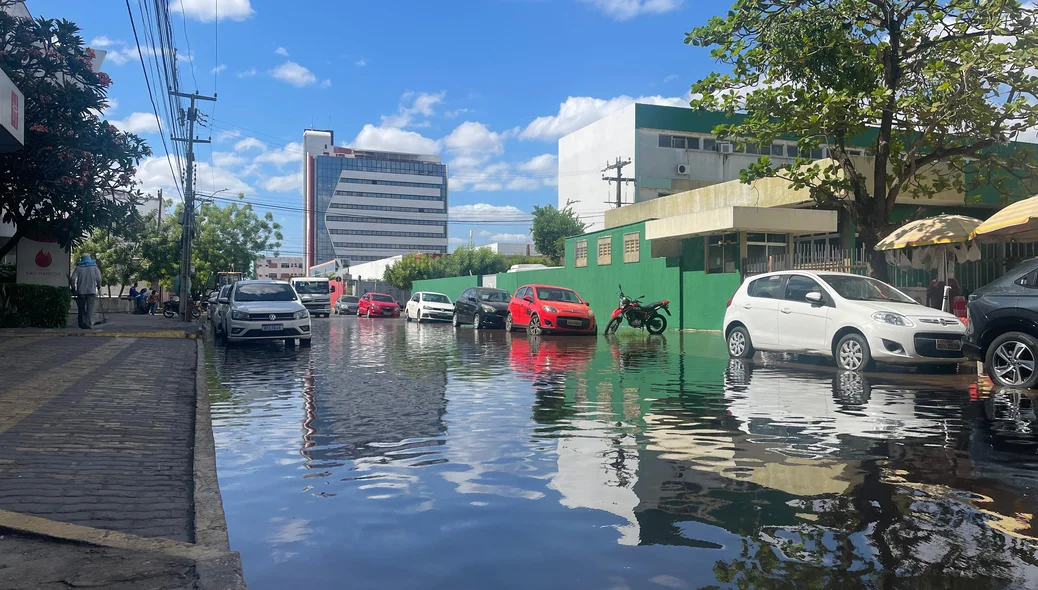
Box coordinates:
[875,214,983,251]
[971,195,1038,242]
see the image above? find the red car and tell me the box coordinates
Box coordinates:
[357,293,400,318]
[505,284,597,335]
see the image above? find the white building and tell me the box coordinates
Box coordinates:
[485,242,539,256]
[254,256,306,281]
[302,130,448,269]
[558,103,869,231]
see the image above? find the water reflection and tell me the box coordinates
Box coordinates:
[208,320,1038,589]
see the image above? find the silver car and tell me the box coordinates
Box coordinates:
[334,295,360,315]
[219,280,312,346]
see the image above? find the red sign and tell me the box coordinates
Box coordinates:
[10,91,17,130]
[34,249,52,268]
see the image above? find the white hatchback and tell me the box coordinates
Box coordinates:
[723,271,965,371]
[405,291,455,323]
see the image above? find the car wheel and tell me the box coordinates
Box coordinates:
[986,332,1038,389]
[505,313,515,332]
[284,338,297,347]
[836,333,873,372]
[300,338,312,348]
[528,314,542,336]
[473,311,483,330]
[451,312,461,328]
[726,326,755,359]
[366,309,372,319]
[405,309,411,322]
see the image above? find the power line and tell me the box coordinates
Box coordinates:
[602,157,635,208]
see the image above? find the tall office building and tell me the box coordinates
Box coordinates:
[302,129,448,269]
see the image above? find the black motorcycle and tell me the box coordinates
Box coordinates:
[604,284,671,335]
[163,299,200,319]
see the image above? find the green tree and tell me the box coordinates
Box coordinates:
[440,246,507,277]
[532,202,587,265]
[382,254,438,290]
[0,7,151,259]
[74,226,144,297]
[686,0,1038,279]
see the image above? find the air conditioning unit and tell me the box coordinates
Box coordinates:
[676,164,688,175]
[718,142,734,154]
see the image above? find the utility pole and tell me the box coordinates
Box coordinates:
[602,158,635,208]
[171,91,216,322]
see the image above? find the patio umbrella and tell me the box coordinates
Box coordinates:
[971,194,1038,241]
[875,214,983,251]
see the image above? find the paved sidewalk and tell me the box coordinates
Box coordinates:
[0,315,241,589]
[1,311,202,338]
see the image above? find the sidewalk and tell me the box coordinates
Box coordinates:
[0,314,242,589]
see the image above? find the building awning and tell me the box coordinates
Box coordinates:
[646,206,838,257]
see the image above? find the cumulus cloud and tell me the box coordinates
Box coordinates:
[350,125,441,155]
[448,203,530,222]
[211,64,227,74]
[235,137,267,152]
[262,172,303,193]
[215,129,242,143]
[212,151,247,168]
[237,68,257,78]
[254,142,303,167]
[521,95,688,140]
[275,46,289,56]
[381,91,446,128]
[110,112,161,134]
[444,122,509,158]
[135,155,253,197]
[517,154,557,174]
[580,0,683,21]
[269,61,319,87]
[355,58,367,67]
[170,0,254,23]
[87,37,134,66]
[90,36,116,48]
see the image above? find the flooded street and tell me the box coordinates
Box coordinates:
[206,318,1038,589]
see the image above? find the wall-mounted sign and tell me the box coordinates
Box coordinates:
[16,238,70,287]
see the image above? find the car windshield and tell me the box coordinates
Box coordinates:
[293,281,328,295]
[480,290,510,302]
[821,275,916,304]
[341,296,359,303]
[371,294,395,303]
[423,293,451,304]
[235,284,297,302]
[536,288,581,303]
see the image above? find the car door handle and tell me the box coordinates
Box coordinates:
[781,308,792,314]
[742,304,752,310]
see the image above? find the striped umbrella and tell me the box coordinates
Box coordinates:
[971,195,1038,242]
[875,214,982,251]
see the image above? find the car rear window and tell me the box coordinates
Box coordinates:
[372,294,395,303]
[342,296,359,303]
[235,284,297,302]
[748,275,783,299]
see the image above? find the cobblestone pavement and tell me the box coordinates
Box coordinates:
[0,335,196,542]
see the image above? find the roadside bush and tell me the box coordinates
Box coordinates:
[0,284,71,328]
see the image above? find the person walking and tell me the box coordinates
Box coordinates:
[70,254,103,329]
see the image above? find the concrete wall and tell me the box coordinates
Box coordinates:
[559,105,636,231]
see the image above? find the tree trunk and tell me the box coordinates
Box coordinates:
[0,226,25,260]
[870,248,892,283]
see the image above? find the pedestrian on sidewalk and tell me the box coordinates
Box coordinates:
[147,289,159,315]
[70,254,103,329]
[128,282,139,301]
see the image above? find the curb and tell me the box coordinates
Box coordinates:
[0,329,202,339]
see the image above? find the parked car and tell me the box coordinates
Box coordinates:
[218,280,311,346]
[963,258,1038,388]
[209,284,232,334]
[358,293,400,318]
[453,287,512,328]
[405,291,455,323]
[723,271,965,371]
[334,295,360,315]
[505,284,597,335]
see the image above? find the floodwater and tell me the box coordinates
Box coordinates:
[206,318,1038,589]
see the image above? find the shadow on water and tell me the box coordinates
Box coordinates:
[206,318,1038,590]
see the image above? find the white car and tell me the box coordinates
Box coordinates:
[405,291,455,323]
[723,271,965,371]
[219,280,312,346]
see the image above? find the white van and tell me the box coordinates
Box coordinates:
[290,277,333,317]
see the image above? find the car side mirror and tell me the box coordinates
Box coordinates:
[805,292,824,305]
[584,301,590,306]
[523,295,533,302]
[218,297,229,304]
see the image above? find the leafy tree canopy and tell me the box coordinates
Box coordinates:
[382,246,548,290]
[532,202,586,265]
[0,7,151,259]
[687,0,1038,278]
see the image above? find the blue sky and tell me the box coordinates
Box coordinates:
[31,0,729,256]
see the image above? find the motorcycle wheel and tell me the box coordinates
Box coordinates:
[605,317,622,335]
[646,314,667,334]
[191,307,201,320]
[163,308,174,318]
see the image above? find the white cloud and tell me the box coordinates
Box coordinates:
[581,0,683,21]
[135,155,253,197]
[444,108,469,118]
[212,151,246,168]
[104,97,119,115]
[450,162,511,192]
[234,137,267,152]
[275,46,289,56]
[254,142,303,167]
[444,122,508,158]
[355,58,367,67]
[319,79,332,89]
[269,61,318,87]
[170,0,254,23]
[215,129,242,143]
[90,36,116,48]
[350,125,441,155]
[237,68,257,78]
[211,64,227,74]
[521,95,688,140]
[262,172,303,193]
[477,229,492,237]
[110,112,161,134]
[490,232,529,242]
[517,154,557,174]
[449,203,530,222]
[448,237,467,245]
[663,74,679,83]
[381,91,446,128]
[101,48,133,66]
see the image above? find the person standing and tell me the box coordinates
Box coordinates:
[128,282,139,301]
[70,254,103,329]
[147,289,159,315]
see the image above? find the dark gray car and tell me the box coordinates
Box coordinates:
[452,287,511,329]
[963,257,1038,388]
[334,295,360,315]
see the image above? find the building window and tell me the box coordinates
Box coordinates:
[746,232,788,262]
[707,233,739,273]
[703,137,717,151]
[771,143,786,157]
[597,237,612,265]
[623,233,640,263]
[575,240,588,267]
[281,263,290,268]
[658,134,671,148]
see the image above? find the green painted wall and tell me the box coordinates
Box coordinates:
[411,275,480,301]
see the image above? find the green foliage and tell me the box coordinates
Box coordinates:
[686,0,1038,278]
[532,202,586,265]
[382,246,511,290]
[1,283,71,328]
[0,7,151,259]
[74,222,147,297]
[0,263,14,284]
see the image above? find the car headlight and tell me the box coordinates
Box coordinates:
[587,308,595,318]
[294,309,309,320]
[542,305,558,313]
[481,304,495,313]
[231,310,249,320]
[872,311,914,327]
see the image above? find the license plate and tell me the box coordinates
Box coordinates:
[936,339,961,351]
[565,320,583,327]
[262,324,283,331]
